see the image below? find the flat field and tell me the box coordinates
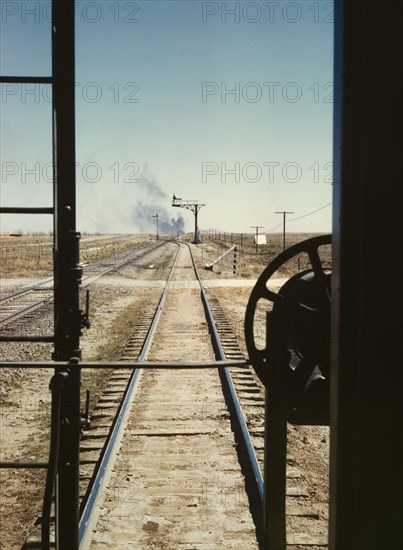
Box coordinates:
[0,234,155,278]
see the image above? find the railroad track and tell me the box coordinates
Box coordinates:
[23,241,327,548]
[0,285,54,326]
[206,295,328,547]
[0,240,165,329]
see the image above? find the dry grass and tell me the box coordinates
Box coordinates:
[201,232,331,278]
[81,296,154,417]
[0,461,47,549]
[0,362,51,549]
[94,298,151,362]
[0,296,156,549]
[0,234,153,278]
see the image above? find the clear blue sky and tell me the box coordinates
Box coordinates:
[1,0,334,234]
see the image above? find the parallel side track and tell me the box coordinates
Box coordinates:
[0,241,165,328]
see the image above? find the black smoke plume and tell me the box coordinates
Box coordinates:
[132,167,185,234]
[133,202,185,234]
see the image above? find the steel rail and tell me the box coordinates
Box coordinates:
[0,240,162,304]
[80,240,166,285]
[0,277,53,303]
[184,242,264,501]
[0,298,52,325]
[0,241,166,328]
[3,243,263,508]
[78,241,181,544]
[11,241,260,546]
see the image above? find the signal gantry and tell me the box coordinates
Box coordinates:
[172,195,205,244]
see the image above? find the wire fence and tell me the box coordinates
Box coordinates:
[200,230,332,276]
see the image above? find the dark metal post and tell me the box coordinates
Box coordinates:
[263,313,287,550]
[152,213,159,240]
[52,1,81,548]
[330,2,402,549]
[282,215,285,251]
[275,212,294,252]
[194,207,198,242]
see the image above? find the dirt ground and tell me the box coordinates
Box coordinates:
[0,236,330,549]
[83,245,258,549]
[210,286,329,548]
[0,240,175,549]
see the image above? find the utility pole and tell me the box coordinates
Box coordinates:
[275,211,294,252]
[152,214,159,240]
[250,226,264,254]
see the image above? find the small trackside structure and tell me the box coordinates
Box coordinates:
[205,245,238,274]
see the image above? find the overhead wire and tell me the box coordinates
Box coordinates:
[266,202,332,232]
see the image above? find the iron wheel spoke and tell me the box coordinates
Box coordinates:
[308,246,325,279]
[261,286,280,304]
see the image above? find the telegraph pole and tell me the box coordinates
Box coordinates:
[250,226,264,254]
[275,211,294,251]
[152,214,159,240]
